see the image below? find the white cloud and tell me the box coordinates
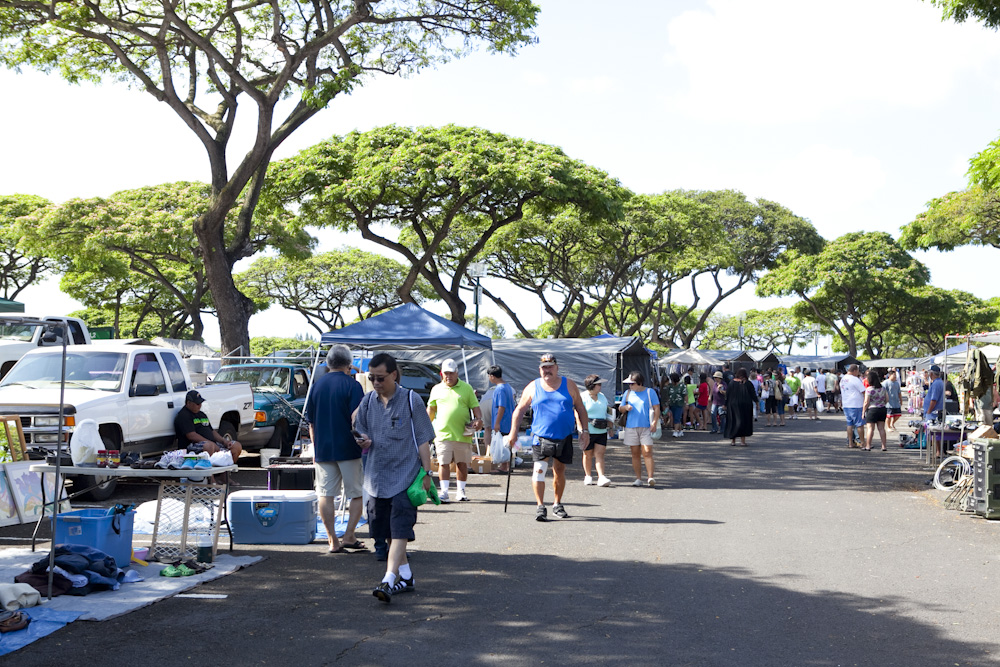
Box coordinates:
[663,0,1000,123]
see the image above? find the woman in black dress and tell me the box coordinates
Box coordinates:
[725,368,755,446]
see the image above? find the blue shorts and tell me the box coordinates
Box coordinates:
[366,490,417,542]
[671,406,683,423]
[843,407,864,427]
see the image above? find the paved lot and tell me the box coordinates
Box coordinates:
[5,413,1000,666]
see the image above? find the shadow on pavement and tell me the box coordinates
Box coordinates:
[12,549,994,667]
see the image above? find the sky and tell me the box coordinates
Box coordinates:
[3,0,1000,350]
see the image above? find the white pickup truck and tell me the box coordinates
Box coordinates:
[0,315,92,378]
[0,343,255,499]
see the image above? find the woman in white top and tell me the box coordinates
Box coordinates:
[580,374,613,487]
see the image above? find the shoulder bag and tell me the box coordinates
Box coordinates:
[616,389,630,428]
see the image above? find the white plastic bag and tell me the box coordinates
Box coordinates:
[489,431,511,464]
[70,419,101,464]
[816,397,825,411]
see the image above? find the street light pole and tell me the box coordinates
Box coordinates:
[468,262,487,332]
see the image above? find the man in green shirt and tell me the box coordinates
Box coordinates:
[427,359,483,502]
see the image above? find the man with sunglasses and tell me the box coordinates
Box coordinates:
[355,353,435,603]
[506,353,589,522]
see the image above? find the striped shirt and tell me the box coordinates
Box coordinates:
[356,387,436,499]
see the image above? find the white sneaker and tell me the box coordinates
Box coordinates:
[455,491,469,502]
[632,479,643,487]
[584,476,594,485]
[438,490,450,503]
[678,430,684,437]
[597,476,611,487]
[647,478,656,487]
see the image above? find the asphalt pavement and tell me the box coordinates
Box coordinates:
[5,411,1000,666]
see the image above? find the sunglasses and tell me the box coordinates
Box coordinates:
[368,373,391,383]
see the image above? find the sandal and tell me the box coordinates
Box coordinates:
[0,611,29,633]
[341,541,368,551]
[323,547,347,555]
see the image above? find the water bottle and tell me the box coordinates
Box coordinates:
[196,534,214,563]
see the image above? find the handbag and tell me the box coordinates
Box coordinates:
[648,389,662,439]
[406,467,440,507]
[616,389,630,428]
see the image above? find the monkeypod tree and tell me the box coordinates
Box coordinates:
[0,0,540,355]
[236,248,437,334]
[262,124,628,325]
[0,195,59,300]
[757,231,931,358]
[16,182,310,341]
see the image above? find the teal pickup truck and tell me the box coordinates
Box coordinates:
[211,362,311,455]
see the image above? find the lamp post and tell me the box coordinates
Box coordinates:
[468,262,487,332]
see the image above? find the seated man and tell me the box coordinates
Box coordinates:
[174,390,243,461]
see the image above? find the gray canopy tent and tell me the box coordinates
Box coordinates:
[658,349,756,375]
[779,354,862,373]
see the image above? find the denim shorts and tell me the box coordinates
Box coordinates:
[366,490,417,542]
[843,407,864,427]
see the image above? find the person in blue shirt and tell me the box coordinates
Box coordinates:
[924,365,945,421]
[487,365,515,472]
[304,344,364,554]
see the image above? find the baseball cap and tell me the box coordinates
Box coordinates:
[539,353,557,367]
[441,359,458,373]
[186,390,204,404]
[930,364,941,373]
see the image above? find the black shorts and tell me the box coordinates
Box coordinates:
[532,435,574,464]
[585,431,608,451]
[765,398,778,414]
[865,407,887,424]
[366,490,417,542]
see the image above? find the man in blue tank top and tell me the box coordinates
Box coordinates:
[506,353,589,522]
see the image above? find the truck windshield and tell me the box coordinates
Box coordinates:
[214,366,290,393]
[0,352,127,391]
[0,323,37,342]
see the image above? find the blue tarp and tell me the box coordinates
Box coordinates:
[320,303,492,350]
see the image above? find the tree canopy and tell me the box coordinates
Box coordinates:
[697,307,815,353]
[928,0,1000,28]
[236,248,436,334]
[0,195,59,300]
[262,124,629,325]
[16,182,310,340]
[0,0,540,354]
[757,232,931,358]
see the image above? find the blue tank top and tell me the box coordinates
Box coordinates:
[531,377,575,440]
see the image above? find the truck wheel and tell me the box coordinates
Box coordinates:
[79,437,120,500]
[218,421,237,442]
[268,419,293,457]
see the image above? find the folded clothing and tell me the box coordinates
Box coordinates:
[0,583,40,611]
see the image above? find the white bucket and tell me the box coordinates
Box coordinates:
[259,448,280,468]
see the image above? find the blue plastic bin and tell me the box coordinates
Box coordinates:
[54,509,135,567]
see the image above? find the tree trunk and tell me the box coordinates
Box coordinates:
[196,210,252,358]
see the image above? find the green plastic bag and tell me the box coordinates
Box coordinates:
[406,467,440,507]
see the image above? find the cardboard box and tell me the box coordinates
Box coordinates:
[471,456,493,474]
[970,425,999,440]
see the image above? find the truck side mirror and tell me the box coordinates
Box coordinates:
[40,324,64,346]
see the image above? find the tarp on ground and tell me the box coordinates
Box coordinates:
[480,337,652,402]
[779,354,862,372]
[320,303,493,350]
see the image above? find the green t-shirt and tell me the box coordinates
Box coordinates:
[686,383,696,404]
[786,376,801,394]
[428,379,480,443]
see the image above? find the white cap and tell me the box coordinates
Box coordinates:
[441,359,458,373]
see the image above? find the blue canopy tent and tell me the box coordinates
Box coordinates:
[320,303,494,385]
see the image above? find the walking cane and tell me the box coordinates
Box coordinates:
[504,443,514,513]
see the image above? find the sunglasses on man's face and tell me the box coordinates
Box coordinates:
[368,373,391,383]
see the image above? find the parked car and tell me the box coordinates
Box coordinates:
[0,344,254,499]
[0,315,92,378]
[211,362,311,456]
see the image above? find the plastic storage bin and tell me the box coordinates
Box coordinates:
[54,508,135,567]
[227,490,317,544]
